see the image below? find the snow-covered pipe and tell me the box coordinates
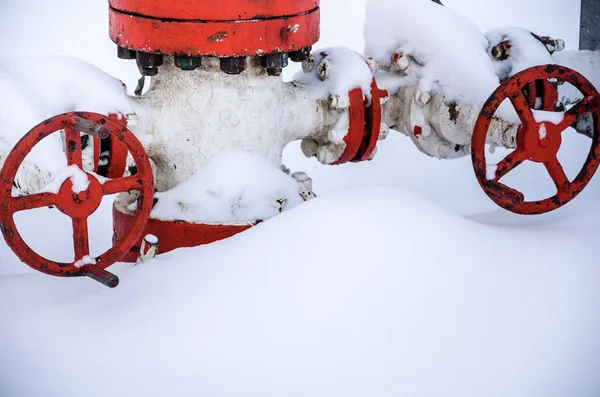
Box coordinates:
[131,57,332,192]
[381,83,518,159]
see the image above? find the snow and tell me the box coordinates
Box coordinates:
[144,234,159,244]
[539,123,548,140]
[364,0,500,107]
[486,163,498,181]
[39,164,90,194]
[74,255,96,268]
[0,56,143,118]
[293,46,375,101]
[533,110,565,125]
[2,188,600,397]
[554,50,600,104]
[485,27,556,80]
[0,55,147,175]
[149,150,304,223]
[1,0,600,396]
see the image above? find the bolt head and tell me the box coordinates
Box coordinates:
[317,60,330,81]
[391,52,410,72]
[415,91,431,107]
[329,95,350,110]
[378,123,390,140]
[301,138,318,158]
[302,55,315,73]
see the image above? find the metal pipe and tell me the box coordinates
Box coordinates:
[580,0,600,51]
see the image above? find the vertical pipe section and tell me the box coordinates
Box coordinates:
[580,0,600,51]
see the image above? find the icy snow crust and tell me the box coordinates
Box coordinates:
[364,0,500,107]
[150,150,303,223]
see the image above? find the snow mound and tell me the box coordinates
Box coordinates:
[1,186,600,396]
[150,150,304,223]
[364,0,500,106]
[0,55,146,173]
[0,56,143,118]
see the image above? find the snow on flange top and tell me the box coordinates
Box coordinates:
[148,150,303,224]
[364,0,500,107]
[294,47,375,102]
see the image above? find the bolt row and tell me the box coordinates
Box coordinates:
[118,46,312,76]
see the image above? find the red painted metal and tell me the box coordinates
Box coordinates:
[526,79,558,111]
[93,134,100,174]
[109,0,320,21]
[542,80,559,111]
[92,114,128,178]
[353,81,383,162]
[109,7,320,57]
[334,88,366,165]
[472,65,600,215]
[333,78,385,164]
[0,112,154,282]
[112,205,254,262]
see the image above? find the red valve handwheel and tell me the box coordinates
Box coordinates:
[472,65,600,215]
[0,112,154,287]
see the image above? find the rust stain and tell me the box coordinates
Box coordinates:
[448,102,459,123]
[207,31,228,43]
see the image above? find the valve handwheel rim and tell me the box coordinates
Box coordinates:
[472,64,600,215]
[0,112,155,287]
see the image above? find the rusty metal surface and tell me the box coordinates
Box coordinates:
[109,0,320,21]
[80,264,120,288]
[109,7,320,57]
[112,202,254,263]
[0,112,154,280]
[472,65,600,215]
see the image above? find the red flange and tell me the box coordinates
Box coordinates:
[353,79,384,162]
[109,6,320,57]
[0,112,154,287]
[109,0,320,21]
[112,204,254,262]
[472,65,600,215]
[333,77,385,165]
[334,87,366,164]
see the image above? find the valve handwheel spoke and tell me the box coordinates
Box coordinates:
[64,127,84,168]
[10,193,57,212]
[72,217,90,260]
[0,112,154,287]
[472,65,600,215]
[493,149,527,181]
[103,175,145,196]
[544,157,570,192]
[509,92,536,126]
[557,96,595,132]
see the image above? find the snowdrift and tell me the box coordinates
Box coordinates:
[1,187,600,397]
